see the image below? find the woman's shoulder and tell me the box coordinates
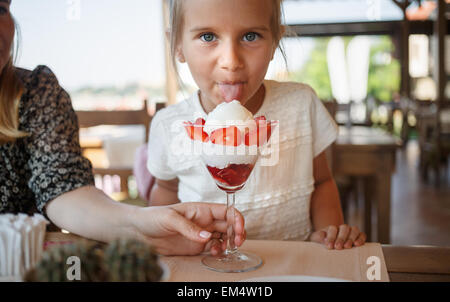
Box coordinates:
[15,65,61,91]
[16,66,73,126]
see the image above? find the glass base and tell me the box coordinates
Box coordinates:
[201,250,263,273]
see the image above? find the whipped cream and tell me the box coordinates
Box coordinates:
[198,100,257,168]
[204,100,255,134]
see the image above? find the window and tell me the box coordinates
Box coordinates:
[12,0,167,110]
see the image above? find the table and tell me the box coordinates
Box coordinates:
[44,232,450,282]
[382,245,450,282]
[333,126,402,244]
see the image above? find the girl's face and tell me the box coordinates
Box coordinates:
[0,0,13,73]
[178,0,277,113]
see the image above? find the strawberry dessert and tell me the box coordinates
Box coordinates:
[183,100,274,192]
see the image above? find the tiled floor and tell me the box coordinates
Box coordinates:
[346,140,450,247]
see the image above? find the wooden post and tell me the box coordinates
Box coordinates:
[392,0,412,98]
[434,0,446,109]
[401,13,411,98]
[162,0,178,105]
[433,0,446,182]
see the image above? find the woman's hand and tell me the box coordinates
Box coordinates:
[309,224,366,250]
[131,202,246,256]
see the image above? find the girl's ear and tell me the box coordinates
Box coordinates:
[165,28,171,41]
[174,43,186,63]
[166,28,186,63]
[176,47,186,63]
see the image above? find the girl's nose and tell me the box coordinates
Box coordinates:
[218,41,244,72]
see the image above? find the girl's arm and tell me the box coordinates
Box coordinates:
[309,150,366,249]
[310,150,344,230]
[149,178,180,206]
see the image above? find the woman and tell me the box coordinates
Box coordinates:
[0,1,245,256]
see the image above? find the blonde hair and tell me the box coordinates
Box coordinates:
[168,0,287,74]
[0,20,26,145]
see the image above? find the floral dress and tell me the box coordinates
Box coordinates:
[0,65,94,216]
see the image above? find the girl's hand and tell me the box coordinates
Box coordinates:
[309,225,366,250]
[131,202,246,256]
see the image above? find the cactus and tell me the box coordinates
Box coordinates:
[24,241,106,282]
[103,239,163,282]
[24,239,163,282]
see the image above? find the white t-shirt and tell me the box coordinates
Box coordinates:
[147,80,338,241]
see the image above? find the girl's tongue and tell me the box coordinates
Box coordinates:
[218,83,244,103]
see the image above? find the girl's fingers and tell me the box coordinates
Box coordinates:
[354,232,367,246]
[309,230,327,244]
[344,226,361,249]
[335,224,350,250]
[325,226,338,249]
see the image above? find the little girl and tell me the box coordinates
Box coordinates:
[147,0,366,250]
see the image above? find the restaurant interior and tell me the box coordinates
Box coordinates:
[77,0,450,247]
[1,0,449,283]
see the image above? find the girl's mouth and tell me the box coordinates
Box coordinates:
[217,82,245,103]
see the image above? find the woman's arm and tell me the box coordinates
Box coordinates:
[45,185,138,242]
[149,178,180,206]
[45,185,245,255]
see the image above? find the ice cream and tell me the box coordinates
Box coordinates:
[204,100,255,134]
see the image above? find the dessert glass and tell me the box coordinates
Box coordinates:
[185,120,277,273]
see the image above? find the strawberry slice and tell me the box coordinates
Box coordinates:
[244,128,258,146]
[210,126,242,146]
[195,117,206,125]
[254,116,266,123]
[244,116,271,146]
[257,122,272,145]
[184,121,209,142]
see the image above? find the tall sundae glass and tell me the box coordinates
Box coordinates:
[183,101,277,273]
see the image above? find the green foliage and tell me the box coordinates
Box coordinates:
[287,36,400,102]
[367,36,401,102]
[288,38,333,100]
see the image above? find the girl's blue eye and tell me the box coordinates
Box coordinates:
[200,33,216,42]
[243,32,259,42]
[0,6,8,15]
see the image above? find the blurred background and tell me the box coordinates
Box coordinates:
[11,0,450,246]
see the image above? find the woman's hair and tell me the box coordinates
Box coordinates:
[0,19,26,144]
[168,0,287,75]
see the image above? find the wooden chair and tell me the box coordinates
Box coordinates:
[416,100,450,185]
[76,100,164,199]
[335,99,374,128]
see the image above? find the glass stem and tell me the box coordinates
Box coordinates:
[226,192,237,254]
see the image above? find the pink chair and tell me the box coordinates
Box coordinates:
[133,144,155,204]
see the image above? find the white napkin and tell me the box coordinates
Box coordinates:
[0,213,49,281]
